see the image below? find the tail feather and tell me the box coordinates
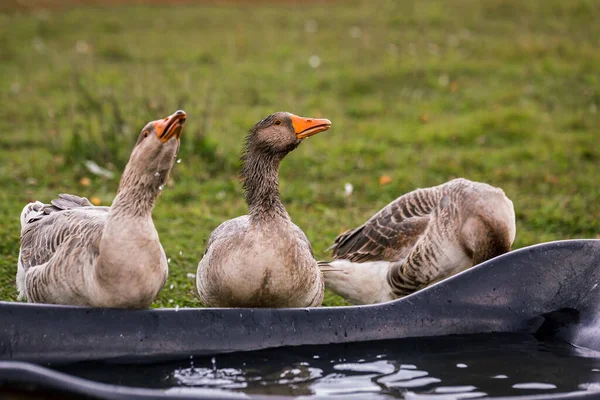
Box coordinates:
[317,260,342,272]
[20,201,44,228]
[16,253,27,301]
[50,193,94,211]
[319,259,394,305]
[20,194,95,229]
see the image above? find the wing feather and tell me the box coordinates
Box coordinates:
[19,194,109,272]
[330,186,445,262]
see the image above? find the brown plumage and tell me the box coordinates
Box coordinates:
[197,112,331,308]
[17,110,186,308]
[320,178,516,304]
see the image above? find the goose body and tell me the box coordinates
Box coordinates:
[320,178,516,305]
[197,112,330,308]
[198,215,323,307]
[17,111,186,308]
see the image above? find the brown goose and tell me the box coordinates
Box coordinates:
[197,112,331,308]
[17,110,186,308]
[319,178,516,304]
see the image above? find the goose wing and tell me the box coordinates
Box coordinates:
[330,186,445,262]
[202,215,250,256]
[291,222,314,257]
[19,194,109,271]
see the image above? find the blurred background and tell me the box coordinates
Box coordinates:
[0,0,598,307]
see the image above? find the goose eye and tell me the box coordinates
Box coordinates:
[143,131,149,138]
[274,120,281,126]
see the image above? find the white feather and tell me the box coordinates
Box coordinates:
[321,260,395,305]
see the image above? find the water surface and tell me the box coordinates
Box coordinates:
[54,333,600,398]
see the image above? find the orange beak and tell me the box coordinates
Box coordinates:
[290,114,332,139]
[154,110,186,143]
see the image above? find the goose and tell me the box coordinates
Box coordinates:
[17,110,186,308]
[319,178,516,305]
[197,112,331,308]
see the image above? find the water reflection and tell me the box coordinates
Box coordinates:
[173,367,249,388]
[55,333,600,399]
[511,383,558,390]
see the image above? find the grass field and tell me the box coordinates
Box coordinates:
[0,0,598,307]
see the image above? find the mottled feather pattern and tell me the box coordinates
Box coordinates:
[17,195,108,302]
[19,196,108,271]
[330,185,443,262]
[24,228,103,304]
[323,178,516,303]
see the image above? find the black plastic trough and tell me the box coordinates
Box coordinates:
[0,240,599,399]
[0,239,599,363]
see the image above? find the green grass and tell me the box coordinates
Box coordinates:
[1,0,599,308]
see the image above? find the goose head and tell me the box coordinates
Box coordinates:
[125,110,186,185]
[247,112,331,156]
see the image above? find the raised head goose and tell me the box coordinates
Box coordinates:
[319,178,516,305]
[197,112,331,308]
[17,110,186,308]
